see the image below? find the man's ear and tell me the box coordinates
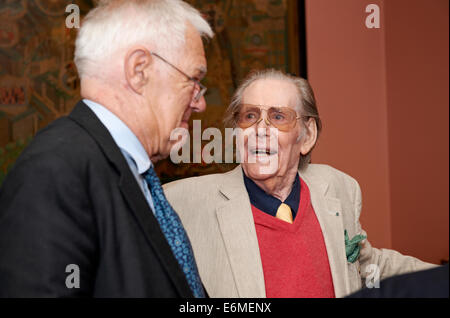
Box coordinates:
[300,117,318,155]
[124,46,152,95]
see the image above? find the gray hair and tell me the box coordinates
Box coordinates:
[74,0,214,79]
[224,69,322,169]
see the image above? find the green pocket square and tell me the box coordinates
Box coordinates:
[344,230,366,263]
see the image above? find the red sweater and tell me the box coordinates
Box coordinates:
[251,178,335,298]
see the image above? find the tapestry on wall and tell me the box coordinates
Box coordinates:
[0,0,302,185]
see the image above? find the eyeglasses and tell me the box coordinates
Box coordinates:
[235,104,305,132]
[150,52,207,102]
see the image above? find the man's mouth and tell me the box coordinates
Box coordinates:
[249,148,278,156]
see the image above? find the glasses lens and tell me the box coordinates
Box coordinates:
[237,106,261,128]
[193,83,207,102]
[236,105,299,131]
[268,107,298,131]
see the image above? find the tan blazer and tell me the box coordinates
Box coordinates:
[163,164,435,298]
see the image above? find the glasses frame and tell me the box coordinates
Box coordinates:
[234,104,308,132]
[150,51,207,102]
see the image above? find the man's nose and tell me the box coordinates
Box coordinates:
[256,115,271,136]
[191,95,206,113]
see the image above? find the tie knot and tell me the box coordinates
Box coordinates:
[276,203,293,224]
[143,166,159,183]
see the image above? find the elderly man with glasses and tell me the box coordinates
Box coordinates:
[163,69,436,298]
[0,0,212,297]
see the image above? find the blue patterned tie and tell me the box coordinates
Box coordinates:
[142,166,205,298]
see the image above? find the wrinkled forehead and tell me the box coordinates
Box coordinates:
[242,78,300,109]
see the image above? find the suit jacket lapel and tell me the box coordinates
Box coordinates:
[216,167,266,298]
[300,167,351,298]
[69,101,193,297]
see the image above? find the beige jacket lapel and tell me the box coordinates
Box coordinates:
[216,167,266,298]
[300,167,351,298]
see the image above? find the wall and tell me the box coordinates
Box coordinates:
[305,0,392,249]
[384,0,449,263]
[305,0,448,263]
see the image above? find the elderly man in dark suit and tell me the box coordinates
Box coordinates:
[0,0,213,297]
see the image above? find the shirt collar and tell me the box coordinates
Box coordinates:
[83,99,151,174]
[242,168,301,217]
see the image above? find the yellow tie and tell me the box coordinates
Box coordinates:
[276,203,293,224]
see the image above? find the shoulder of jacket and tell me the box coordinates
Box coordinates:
[163,172,223,193]
[305,163,360,190]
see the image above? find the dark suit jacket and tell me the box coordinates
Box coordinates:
[0,101,194,297]
[348,264,449,298]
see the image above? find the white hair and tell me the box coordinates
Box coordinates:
[74,0,214,79]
